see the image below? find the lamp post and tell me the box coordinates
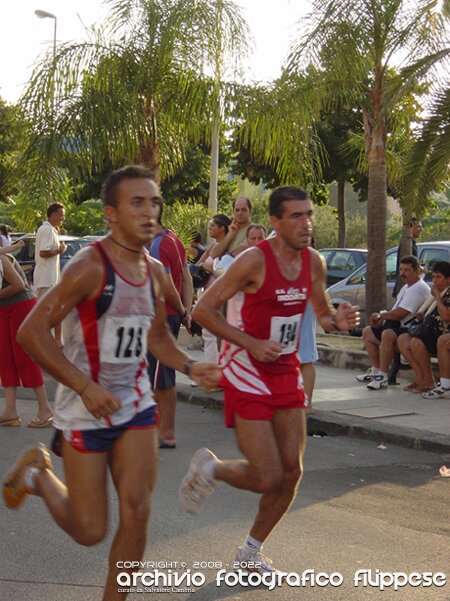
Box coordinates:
[35,9,57,123]
[35,9,57,59]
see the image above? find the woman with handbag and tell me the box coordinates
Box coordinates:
[397,260,450,392]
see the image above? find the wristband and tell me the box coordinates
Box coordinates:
[183,359,197,378]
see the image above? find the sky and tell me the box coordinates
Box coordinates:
[0,0,310,104]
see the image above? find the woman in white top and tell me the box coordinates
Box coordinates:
[0,225,11,248]
[196,214,231,363]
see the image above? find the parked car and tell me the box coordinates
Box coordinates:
[326,241,450,327]
[8,234,89,285]
[319,248,368,286]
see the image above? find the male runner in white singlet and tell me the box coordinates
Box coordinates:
[179,186,359,573]
[2,166,220,601]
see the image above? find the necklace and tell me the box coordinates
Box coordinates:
[109,236,142,254]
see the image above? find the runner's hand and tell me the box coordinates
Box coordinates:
[249,339,284,363]
[336,302,360,330]
[190,363,222,391]
[80,381,121,419]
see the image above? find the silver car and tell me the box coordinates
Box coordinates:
[326,241,450,327]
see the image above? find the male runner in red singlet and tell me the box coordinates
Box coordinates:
[1,166,220,601]
[179,186,359,573]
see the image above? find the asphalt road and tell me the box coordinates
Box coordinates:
[0,401,449,600]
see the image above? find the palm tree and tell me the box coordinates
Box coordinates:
[18,0,249,220]
[287,0,449,315]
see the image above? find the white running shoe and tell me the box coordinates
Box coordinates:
[422,384,450,399]
[235,546,283,575]
[367,375,388,390]
[178,447,218,515]
[356,367,379,382]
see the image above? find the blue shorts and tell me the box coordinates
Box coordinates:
[51,405,158,456]
[147,314,181,389]
[299,303,319,364]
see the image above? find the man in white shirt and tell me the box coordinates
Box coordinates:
[34,203,67,346]
[357,255,430,389]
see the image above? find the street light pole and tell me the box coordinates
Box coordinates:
[35,9,57,59]
[35,9,57,121]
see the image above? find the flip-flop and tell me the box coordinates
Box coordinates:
[159,439,176,449]
[27,416,54,429]
[0,417,21,427]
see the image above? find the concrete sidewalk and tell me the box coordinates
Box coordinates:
[2,342,450,455]
[176,344,450,455]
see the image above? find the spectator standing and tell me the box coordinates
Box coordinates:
[357,255,430,390]
[196,214,232,363]
[34,203,67,348]
[393,218,422,298]
[397,260,450,392]
[209,196,252,259]
[0,253,53,427]
[148,210,194,449]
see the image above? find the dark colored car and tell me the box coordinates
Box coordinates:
[319,248,368,286]
[9,234,89,285]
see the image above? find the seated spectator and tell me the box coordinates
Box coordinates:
[398,260,450,392]
[0,225,11,248]
[356,255,430,390]
[0,239,25,255]
[187,232,206,264]
[422,332,450,398]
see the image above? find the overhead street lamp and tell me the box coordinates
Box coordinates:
[35,9,57,59]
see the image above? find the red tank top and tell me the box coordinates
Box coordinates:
[219,240,312,396]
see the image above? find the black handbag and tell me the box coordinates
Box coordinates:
[408,314,440,341]
[408,319,427,338]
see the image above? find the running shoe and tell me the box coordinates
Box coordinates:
[366,375,388,390]
[356,367,379,382]
[178,447,218,515]
[422,384,450,399]
[235,546,282,575]
[2,443,52,510]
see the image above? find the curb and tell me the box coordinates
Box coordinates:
[177,384,450,456]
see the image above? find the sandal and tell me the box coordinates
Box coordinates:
[27,416,54,429]
[0,416,21,427]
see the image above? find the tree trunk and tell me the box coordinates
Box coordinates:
[365,122,387,318]
[138,139,161,184]
[337,176,346,247]
[395,208,413,292]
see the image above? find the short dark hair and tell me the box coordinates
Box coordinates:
[410,217,420,226]
[47,202,64,218]
[232,196,252,211]
[399,255,421,270]
[101,165,158,208]
[0,225,8,236]
[432,260,450,278]
[213,213,231,234]
[269,186,310,218]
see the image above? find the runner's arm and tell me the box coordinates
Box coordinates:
[17,246,121,418]
[309,250,360,331]
[148,261,220,389]
[192,248,284,362]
